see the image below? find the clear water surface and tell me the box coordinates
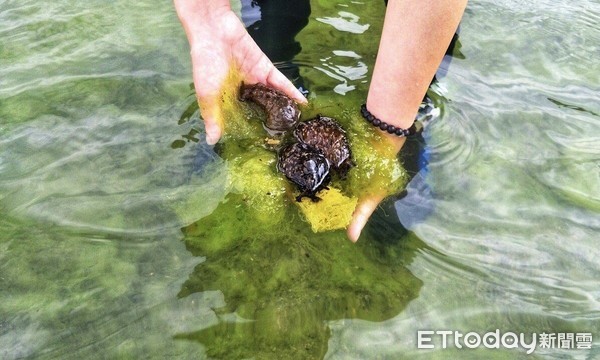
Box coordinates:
[1,0,599,359]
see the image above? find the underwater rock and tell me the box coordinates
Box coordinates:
[293,115,354,177]
[239,83,300,133]
[277,142,331,202]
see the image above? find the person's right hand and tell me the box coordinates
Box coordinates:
[174,1,307,145]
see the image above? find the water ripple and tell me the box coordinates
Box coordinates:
[316,11,370,34]
[314,50,368,95]
[0,108,226,235]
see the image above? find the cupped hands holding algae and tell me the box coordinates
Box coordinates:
[172,72,418,358]
[187,71,407,234]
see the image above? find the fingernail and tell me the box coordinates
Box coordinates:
[205,124,220,145]
[206,135,217,145]
[348,227,360,243]
[298,94,308,104]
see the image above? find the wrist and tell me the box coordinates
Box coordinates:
[174,0,232,41]
[365,97,416,131]
[360,101,420,152]
[174,0,231,18]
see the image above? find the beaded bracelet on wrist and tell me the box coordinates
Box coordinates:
[360,104,423,137]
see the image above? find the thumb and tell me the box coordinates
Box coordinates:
[266,66,308,105]
[198,99,223,145]
[203,117,222,145]
[347,195,385,242]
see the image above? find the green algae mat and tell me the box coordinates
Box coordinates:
[171,73,418,357]
[176,71,407,233]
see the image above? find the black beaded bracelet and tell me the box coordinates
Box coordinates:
[360,104,423,137]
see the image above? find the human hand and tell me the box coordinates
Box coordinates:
[346,0,466,242]
[347,135,406,242]
[174,0,307,145]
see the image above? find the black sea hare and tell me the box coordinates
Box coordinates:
[277,142,331,202]
[239,83,300,133]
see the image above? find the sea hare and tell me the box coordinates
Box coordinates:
[239,83,300,133]
[180,76,406,233]
[239,83,354,204]
[279,115,354,201]
[293,115,355,178]
[277,142,331,202]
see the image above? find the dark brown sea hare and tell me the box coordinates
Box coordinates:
[239,83,300,133]
[277,142,331,202]
[237,83,356,204]
[293,115,354,177]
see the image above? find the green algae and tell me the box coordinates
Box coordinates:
[172,72,416,357]
[189,71,407,233]
[178,197,421,358]
[296,187,358,232]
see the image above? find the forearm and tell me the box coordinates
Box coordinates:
[367,0,467,130]
[174,0,232,43]
[174,0,230,18]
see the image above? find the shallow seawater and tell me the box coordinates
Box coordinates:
[1,0,599,359]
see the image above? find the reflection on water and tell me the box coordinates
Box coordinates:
[316,11,370,34]
[314,50,368,95]
[1,0,599,359]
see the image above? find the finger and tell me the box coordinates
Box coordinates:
[233,34,307,104]
[347,195,385,243]
[203,116,222,145]
[190,48,228,145]
[198,100,223,145]
[266,67,308,104]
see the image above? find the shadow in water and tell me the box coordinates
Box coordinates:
[175,194,424,359]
